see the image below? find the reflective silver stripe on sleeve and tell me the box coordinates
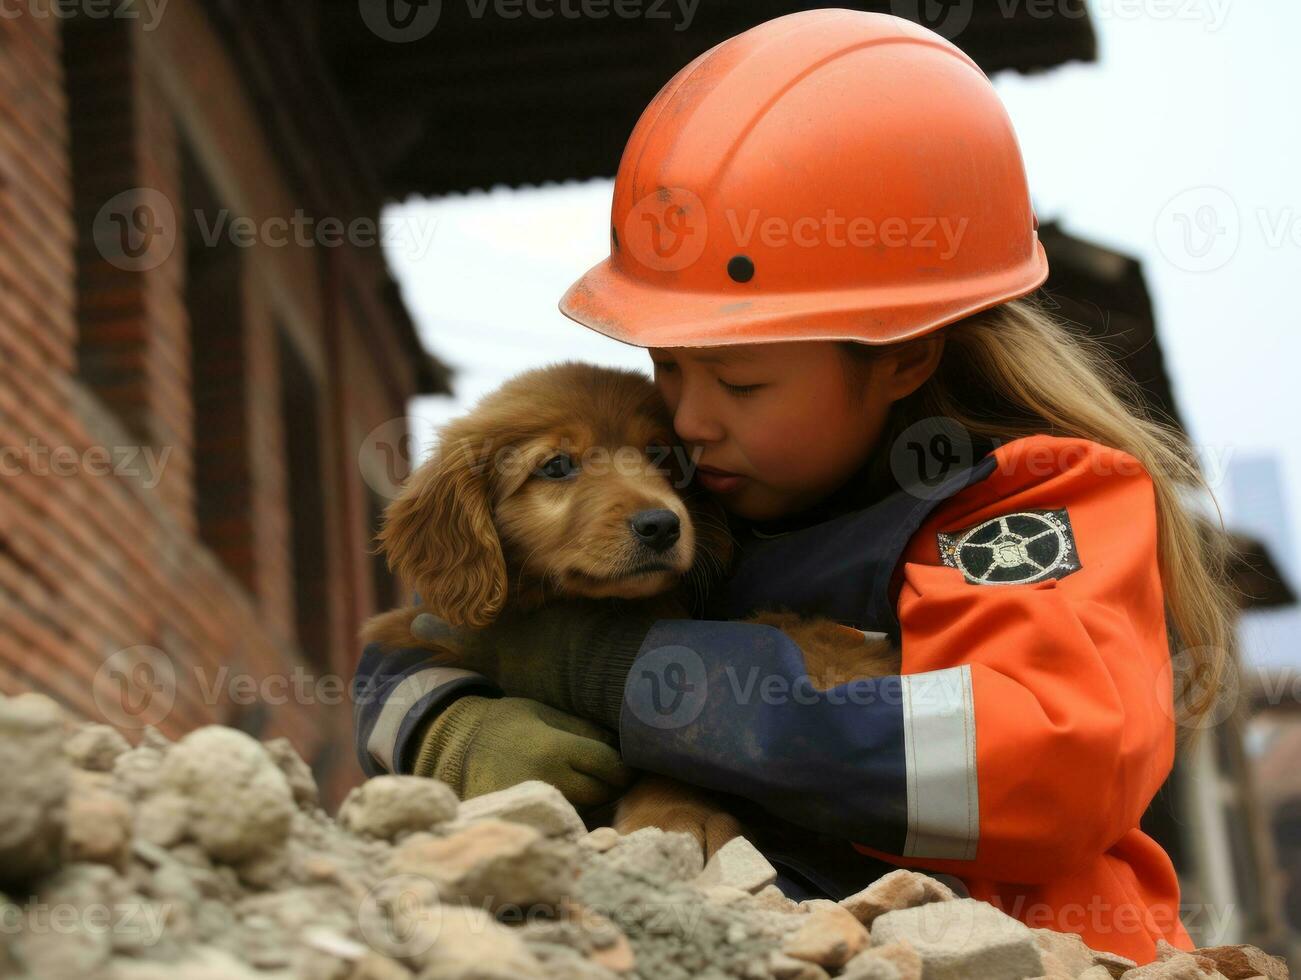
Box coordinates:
[366,666,485,773]
[901,664,979,860]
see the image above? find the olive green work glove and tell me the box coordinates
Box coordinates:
[411,596,671,730]
[411,694,635,807]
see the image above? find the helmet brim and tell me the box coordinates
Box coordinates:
[558,245,1050,350]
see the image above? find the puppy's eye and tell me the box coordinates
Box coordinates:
[536,453,577,480]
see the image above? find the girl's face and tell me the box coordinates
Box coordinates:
[649,339,942,522]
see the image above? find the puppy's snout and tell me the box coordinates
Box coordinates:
[629,508,680,553]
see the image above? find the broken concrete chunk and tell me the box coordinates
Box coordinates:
[1079,968,1120,980]
[754,883,801,912]
[105,944,269,979]
[769,949,833,979]
[451,779,587,839]
[388,818,578,911]
[1094,949,1141,977]
[0,692,69,882]
[693,834,778,894]
[1034,926,1109,976]
[840,868,957,927]
[599,826,705,883]
[580,826,621,852]
[338,774,458,840]
[64,723,131,771]
[65,769,132,867]
[871,897,1044,980]
[157,726,294,863]
[412,903,547,979]
[781,902,871,970]
[1117,950,1230,978]
[4,714,1263,980]
[111,742,167,801]
[263,736,321,810]
[701,883,752,906]
[842,939,923,980]
[133,790,190,848]
[1191,943,1289,980]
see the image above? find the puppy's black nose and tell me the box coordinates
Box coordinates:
[629,509,680,553]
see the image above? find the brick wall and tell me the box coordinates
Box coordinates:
[0,3,426,809]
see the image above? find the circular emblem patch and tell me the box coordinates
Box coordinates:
[937,508,1082,586]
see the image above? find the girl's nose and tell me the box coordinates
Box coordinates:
[671,397,724,445]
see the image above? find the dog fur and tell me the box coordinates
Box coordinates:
[361,361,901,858]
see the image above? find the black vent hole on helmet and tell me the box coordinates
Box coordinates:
[727,255,755,283]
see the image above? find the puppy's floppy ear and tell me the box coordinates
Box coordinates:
[376,437,507,628]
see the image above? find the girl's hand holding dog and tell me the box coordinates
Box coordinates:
[411,694,635,807]
[411,597,667,730]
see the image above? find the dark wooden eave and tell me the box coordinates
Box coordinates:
[1037,221,1186,438]
[1225,531,1298,610]
[315,0,1097,199]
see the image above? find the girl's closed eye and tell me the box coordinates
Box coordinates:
[719,380,764,398]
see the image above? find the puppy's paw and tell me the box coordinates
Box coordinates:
[612,776,744,862]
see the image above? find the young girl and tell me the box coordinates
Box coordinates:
[353,9,1237,964]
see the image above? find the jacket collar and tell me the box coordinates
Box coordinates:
[704,437,999,637]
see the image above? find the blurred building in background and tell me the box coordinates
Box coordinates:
[0,0,448,807]
[0,0,1296,961]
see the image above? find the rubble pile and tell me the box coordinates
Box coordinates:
[0,693,1290,980]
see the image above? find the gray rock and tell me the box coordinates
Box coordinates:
[389,818,579,912]
[599,827,704,884]
[65,769,133,867]
[156,726,294,863]
[579,827,620,853]
[111,743,167,801]
[0,692,69,882]
[264,737,321,810]
[693,835,778,894]
[780,903,870,970]
[871,898,1043,980]
[451,780,586,839]
[65,723,131,771]
[106,944,279,979]
[409,903,546,979]
[840,869,957,927]
[339,775,459,840]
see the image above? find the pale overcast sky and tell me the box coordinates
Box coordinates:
[382,0,1301,668]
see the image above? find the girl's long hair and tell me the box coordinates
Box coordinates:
[842,294,1240,748]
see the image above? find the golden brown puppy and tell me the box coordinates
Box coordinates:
[361,361,732,633]
[362,361,899,858]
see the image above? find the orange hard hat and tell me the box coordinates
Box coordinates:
[559,9,1048,349]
